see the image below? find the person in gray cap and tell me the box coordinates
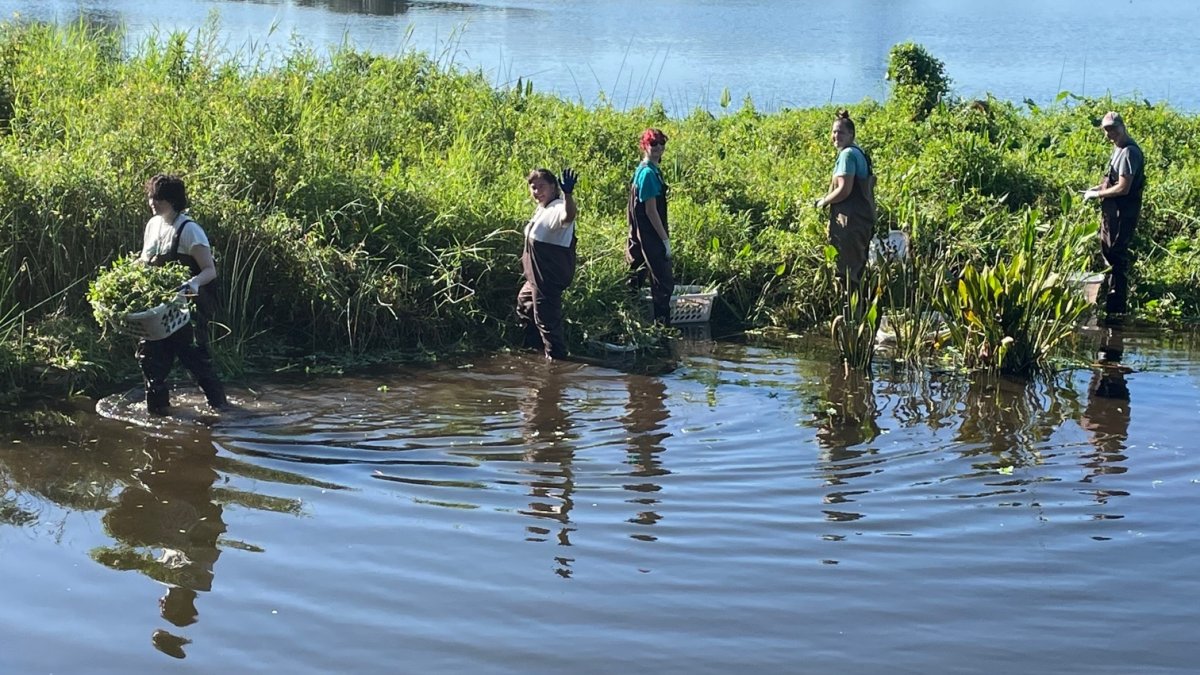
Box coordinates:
[1083,111,1145,314]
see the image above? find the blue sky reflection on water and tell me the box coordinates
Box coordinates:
[0,0,1196,112]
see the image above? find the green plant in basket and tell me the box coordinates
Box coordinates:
[87,255,191,330]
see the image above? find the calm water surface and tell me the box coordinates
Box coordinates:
[2,325,1199,672]
[0,0,1196,111]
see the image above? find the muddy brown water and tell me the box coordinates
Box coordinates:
[2,325,1198,672]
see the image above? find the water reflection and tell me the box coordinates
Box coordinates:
[518,364,578,577]
[92,440,225,659]
[0,403,313,661]
[1080,324,1131,509]
[621,373,670,541]
[288,0,410,16]
[814,365,879,523]
[954,375,1075,466]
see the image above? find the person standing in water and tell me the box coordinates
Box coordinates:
[517,167,578,360]
[627,128,675,324]
[1083,111,1145,315]
[137,174,227,414]
[815,110,876,288]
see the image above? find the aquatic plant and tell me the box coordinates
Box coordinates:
[87,256,191,329]
[829,251,883,372]
[936,209,1094,375]
[0,20,1198,400]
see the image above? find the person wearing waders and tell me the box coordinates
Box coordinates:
[815,110,876,289]
[137,174,227,414]
[627,128,675,324]
[1083,111,1145,316]
[517,168,579,360]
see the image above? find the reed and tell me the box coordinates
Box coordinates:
[0,20,1198,399]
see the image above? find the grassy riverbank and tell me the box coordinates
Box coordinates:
[2,22,1198,401]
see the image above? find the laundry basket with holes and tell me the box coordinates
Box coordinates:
[122,300,191,341]
[645,285,718,324]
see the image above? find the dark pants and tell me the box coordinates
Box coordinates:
[518,239,574,359]
[137,316,226,412]
[517,281,568,359]
[1100,202,1138,314]
[626,235,674,325]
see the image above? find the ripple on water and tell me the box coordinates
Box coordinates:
[4,327,1200,672]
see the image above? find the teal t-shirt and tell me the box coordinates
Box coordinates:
[634,163,664,202]
[833,146,870,178]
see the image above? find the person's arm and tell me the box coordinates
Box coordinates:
[560,167,578,224]
[562,191,577,224]
[816,148,857,207]
[1095,175,1132,198]
[1087,147,1138,200]
[186,244,218,290]
[644,197,668,242]
[137,222,153,263]
[817,174,855,208]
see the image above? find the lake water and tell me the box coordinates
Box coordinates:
[2,324,1200,672]
[0,0,1196,112]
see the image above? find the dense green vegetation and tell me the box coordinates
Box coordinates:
[1,22,1198,401]
[87,257,190,328]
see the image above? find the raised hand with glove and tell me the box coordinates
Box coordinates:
[560,167,578,195]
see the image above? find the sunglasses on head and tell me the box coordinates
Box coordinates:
[650,140,666,147]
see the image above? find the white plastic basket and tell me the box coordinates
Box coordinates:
[122,300,191,341]
[1067,272,1105,305]
[868,230,910,267]
[667,285,718,324]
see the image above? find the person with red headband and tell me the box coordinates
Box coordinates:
[626,128,675,324]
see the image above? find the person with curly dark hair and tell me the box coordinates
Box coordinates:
[136,174,227,414]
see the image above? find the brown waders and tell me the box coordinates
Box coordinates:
[828,166,876,288]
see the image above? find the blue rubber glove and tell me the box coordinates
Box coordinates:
[560,167,578,195]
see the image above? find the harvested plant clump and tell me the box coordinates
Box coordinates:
[87,256,191,328]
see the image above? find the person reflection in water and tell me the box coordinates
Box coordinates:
[93,439,225,659]
[621,373,671,541]
[1080,325,1131,503]
[815,365,880,523]
[519,367,577,577]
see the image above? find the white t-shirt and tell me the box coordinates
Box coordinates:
[524,198,575,248]
[141,213,211,259]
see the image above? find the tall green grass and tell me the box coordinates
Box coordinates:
[1,20,1199,397]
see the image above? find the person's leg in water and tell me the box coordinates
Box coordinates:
[516,280,544,352]
[1100,203,1137,314]
[175,317,227,409]
[531,284,568,359]
[137,337,176,415]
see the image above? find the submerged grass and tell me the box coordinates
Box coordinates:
[1,20,1199,399]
